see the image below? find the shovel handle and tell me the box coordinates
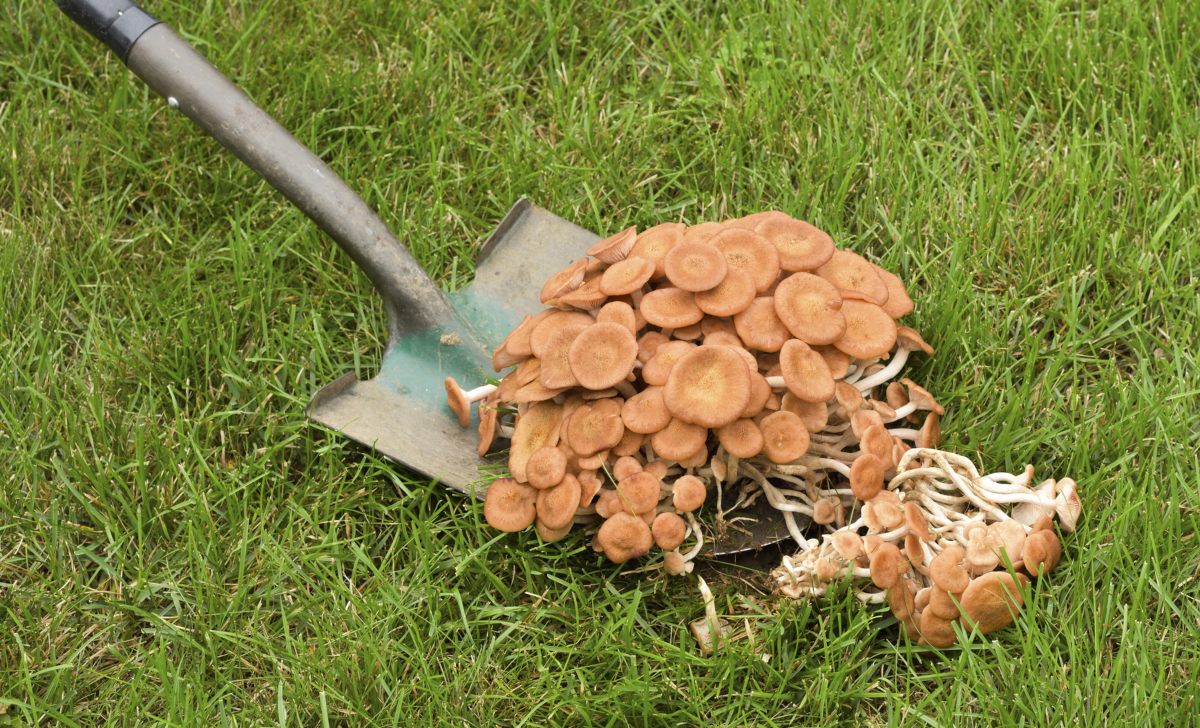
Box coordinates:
[56,1,459,338]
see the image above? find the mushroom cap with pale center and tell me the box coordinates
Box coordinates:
[960,571,1026,634]
[868,542,907,588]
[650,418,709,461]
[833,299,897,359]
[772,273,846,345]
[566,398,625,456]
[663,242,729,292]
[484,478,538,532]
[663,345,752,428]
[849,453,885,500]
[587,225,638,264]
[599,256,656,296]
[526,446,568,489]
[639,287,704,329]
[672,475,707,512]
[759,410,810,463]
[695,268,757,317]
[754,217,836,272]
[629,222,684,278]
[641,340,697,386]
[780,394,828,432]
[778,339,835,403]
[596,300,638,335]
[616,471,662,515]
[816,250,889,305]
[733,297,793,353]
[567,322,638,390]
[831,531,865,561]
[710,228,781,293]
[508,400,563,482]
[596,512,654,563]
[620,386,672,434]
[651,512,688,550]
[715,418,764,459]
[536,473,582,529]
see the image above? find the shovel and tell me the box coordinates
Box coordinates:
[58,0,797,554]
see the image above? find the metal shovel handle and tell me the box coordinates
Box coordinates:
[56,0,456,339]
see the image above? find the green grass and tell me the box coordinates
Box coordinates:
[3,0,1199,724]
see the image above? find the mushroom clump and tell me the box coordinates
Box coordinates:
[445,210,1082,646]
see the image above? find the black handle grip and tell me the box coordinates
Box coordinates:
[56,0,161,61]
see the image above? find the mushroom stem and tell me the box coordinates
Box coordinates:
[853,346,911,391]
[886,401,919,422]
[459,383,499,402]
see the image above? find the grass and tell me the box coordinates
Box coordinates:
[2,0,1198,724]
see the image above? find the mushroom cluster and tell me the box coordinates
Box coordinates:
[445,210,1082,646]
[771,448,1081,646]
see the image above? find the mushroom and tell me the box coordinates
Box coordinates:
[733,297,793,353]
[959,572,1026,635]
[672,475,707,512]
[526,446,568,489]
[539,259,588,304]
[629,222,684,278]
[775,339,835,403]
[568,322,638,390]
[772,273,846,345]
[600,256,656,296]
[587,226,638,264]
[663,346,752,428]
[483,478,537,532]
[616,471,662,515]
[596,512,654,563]
[652,512,688,550]
[710,228,781,293]
[849,453,885,500]
[536,474,582,529]
[1021,529,1062,576]
[566,398,625,457]
[507,400,563,482]
[833,300,897,360]
[695,268,757,317]
[621,386,673,434]
[759,411,810,464]
[640,287,705,329]
[754,217,835,272]
[641,341,697,386]
[443,376,498,428]
[815,250,889,306]
[651,418,708,461]
[715,418,765,458]
[663,242,729,292]
[596,300,639,336]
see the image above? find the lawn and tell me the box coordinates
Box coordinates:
[2,0,1199,724]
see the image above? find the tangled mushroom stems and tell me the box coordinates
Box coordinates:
[447,210,1081,646]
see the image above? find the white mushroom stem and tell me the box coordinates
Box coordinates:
[887,427,921,441]
[856,590,888,605]
[853,346,912,391]
[796,456,852,477]
[456,383,498,403]
[682,512,706,561]
[885,402,919,422]
[497,424,515,438]
[764,375,786,389]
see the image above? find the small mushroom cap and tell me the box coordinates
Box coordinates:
[740,371,772,419]
[596,300,639,336]
[754,217,836,272]
[733,297,793,353]
[831,531,865,561]
[483,478,538,532]
[636,330,670,363]
[672,475,707,512]
[1021,530,1063,576]
[568,322,638,390]
[812,498,838,525]
[566,398,625,456]
[715,418,765,459]
[621,386,673,434]
[694,268,757,317]
[758,410,810,464]
[587,225,638,264]
[664,242,729,292]
[497,309,555,361]
[641,340,697,386]
[596,512,654,563]
[526,446,568,489]
[508,401,563,482]
[869,542,907,589]
[780,394,829,432]
[833,299,898,359]
[477,397,499,456]
[639,287,704,329]
[710,228,781,293]
[874,265,914,318]
[551,276,607,310]
[901,378,945,415]
[644,459,669,480]
[888,580,918,621]
[612,455,643,482]
[963,526,1001,576]
[529,311,594,359]
[779,339,836,403]
[870,499,905,531]
[683,221,724,244]
[1055,478,1082,532]
[650,418,708,462]
[536,473,582,529]
[816,250,889,305]
[990,520,1027,567]
[849,453,886,500]
[904,501,932,542]
[599,256,656,296]
[444,376,471,428]
[663,346,752,428]
[594,489,624,518]
[896,326,934,355]
[616,471,662,515]
[629,222,684,278]
[960,572,1026,635]
[577,469,603,507]
[917,609,959,648]
[652,512,688,550]
[663,550,694,575]
[772,273,846,345]
[534,517,573,543]
[540,258,588,303]
[928,585,962,620]
[917,411,941,449]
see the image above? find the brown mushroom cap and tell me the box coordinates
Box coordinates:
[874,264,914,319]
[664,346,752,428]
[551,277,607,310]
[566,398,625,456]
[849,453,886,500]
[904,501,932,542]
[596,300,638,336]
[529,311,594,358]
[652,512,688,550]
[901,378,945,415]
[888,580,918,621]
[715,418,765,458]
[616,471,662,514]
[990,520,1027,568]
[917,609,959,648]
[567,322,638,390]
[927,544,970,593]
[477,397,499,456]
[759,410,810,463]
[672,475,707,512]
[508,401,563,482]
[650,418,708,461]
[483,478,538,532]
[621,386,673,435]
[594,489,624,518]
[754,218,836,272]
[599,256,656,296]
[629,222,684,278]
[733,297,793,353]
[928,585,962,620]
[671,322,704,341]
[639,287,704,329]
[917,411,941,449]
[816,250,889,305]
[834,299,898,359]
[587,226,638,264]
[860,424,893,464]
[497,309,555,361]
[664,242,729,292]
[536,473,582,529]
[831,531,865,561]
[780,394,829,432]
[444,377,471,428]
[643,459,669,480]
[778,339,836,403]
[896,326,934,356]
[869,542,907,588]
[636,330,670,363]
[710,228,781,293]
[596,512,654,563]
[612,455,643,482]
[694,268,757,317]
[812,498,838,525]
[641,340,697,386]
[540,259,588,304]
[772,273,846,345]
[526,446,568,489]
[534,517,573,543]
[960,572,1026,635]
[1021,530,1063,576]
[683,221,724,244]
